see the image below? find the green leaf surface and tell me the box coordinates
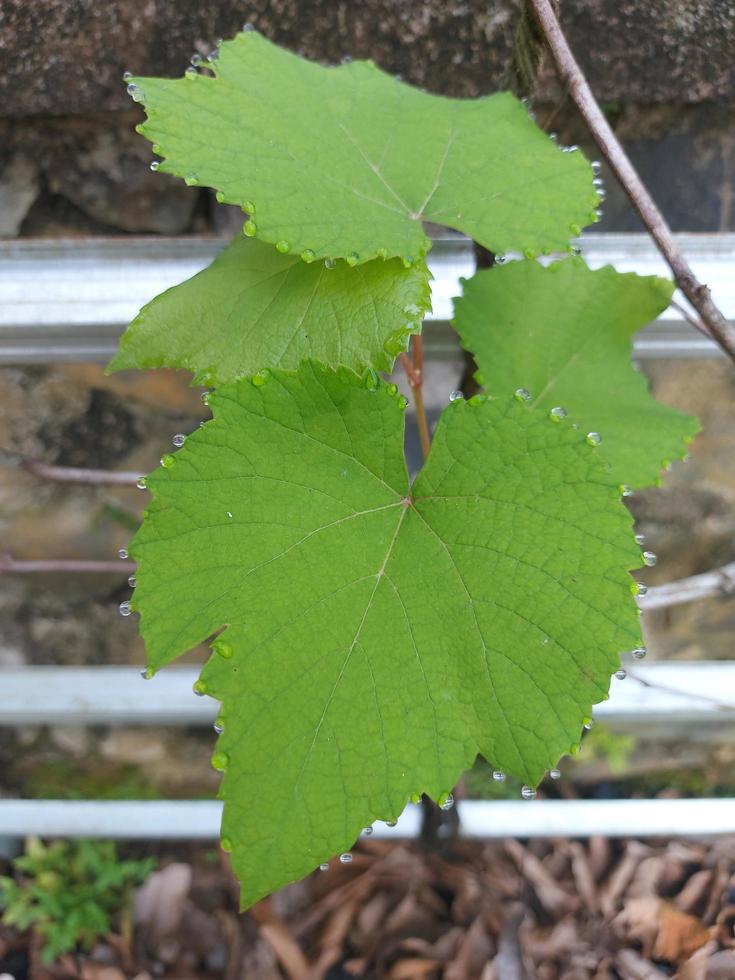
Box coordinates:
[131,363,641,907]
[453,257,699,488]
[108,236,431,382]
[130,31,599,263]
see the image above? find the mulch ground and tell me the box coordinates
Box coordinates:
[2,835,734,980]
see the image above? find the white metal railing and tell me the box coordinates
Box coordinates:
[1,234,733,363]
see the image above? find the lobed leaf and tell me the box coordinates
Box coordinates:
[129,30,599,263]
[130,362,642,908]
[453,257,700,488]
[108,236,431,382]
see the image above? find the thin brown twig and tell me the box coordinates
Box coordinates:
[22,458,142,486]
[669,299,712,339]
[638,560,735,611]
[403,336,431,460]
[528,0,735,363]
[0,555,136,575]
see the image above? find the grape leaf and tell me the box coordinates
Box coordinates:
[128,30,599,263]
[107,236,431,383]
[130,362,641,907]
[453,257,700,488]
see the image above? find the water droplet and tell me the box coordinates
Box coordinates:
[243,220,257,237]
[122,71,132,81]
[140,667,154,680]
[211,751,229,771]
[618,484,633,497]
[128,574,137,588]
[402,256,414,268]
[549,406,567,421]
[397,395,408,409]
[226,511,233,519]
[207,48,220,63]
[184,174,199,186]
[324,257,336,269]
[213,720,225,734]
[549,768,561,780]
[185,67,197,78]
[339,852,353,864]
[319,862,330,871]
[523,247,537,260]
[215,190,226,204]
[301,249,316,263]
[404,303,421,317]
[275,240,290,253]
[449,390,463,402]
[362,826,373,836]
[642,551,657,566]
[119,601,132,617]
[150,161,160,172]
[636,583,648,597]
[569,223,582,237]
[193,680,208,697]
[583,717,593,730]
[118,548,129,559]
[514,388,531,402]
[439,793,454,811]
[126,83,144,102]
[521,785,536,800]
[213,638,234,659]
[591,161,602,174]
[346,252,359,266]
[632,646,647,660]
[386,383,398,397]
[614,668,627,680]
[190,53,203,67]
[172,433,186,448]
[221,837,233,853]
[252,369,270,387]
[492,770,506,783]
[160,454,175,468]
[201,391,210,406]
[376,247,388,260]
[385,819,397,828]
[586,432,602,446]
[364,368,379,391]
[242,200,255,215]
[635,533,645,546]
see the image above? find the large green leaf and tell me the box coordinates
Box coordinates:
[129,30,599,263]
[130,362,641,907]
[453,257,700,488]
[107,236,431,382]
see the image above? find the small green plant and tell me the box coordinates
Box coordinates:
[110,30,699,906]
[0,838,153,964]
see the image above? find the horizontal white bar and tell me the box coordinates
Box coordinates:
[0,663,733,728]
[0,234,731,362]
[0,798,732,841]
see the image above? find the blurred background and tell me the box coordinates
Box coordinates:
[0,2,734,978]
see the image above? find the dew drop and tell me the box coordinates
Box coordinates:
[172,433,186,448]
[362,825,373,836]
[591,161,602,174]
[376,247,388,260]
[636,583,648,597]
[213,638,234,659]
[242,200,255,214]
[211,751,229,772]
[184,174,199,187]
[364,368,379,391]
[583,717,593,730]
[193,680,208,697]
[569,223,582,237]
[140,667,154,680]
[439,793,454,811]
[252,369,270,387]
[301,249,316,263]
[221,837,233,853]
[126,83,144,102]
[128,574,137,588]
[549,768,561,780]
[201,391,210,405]
[215,191,226,204]
[618,484,633,497]
[586,431,602,446]
[324,257,336,269]
[549,406,567,421]
[185,67,197,78]
[514,387,531,402]
[469,394,487,406]
[119,601,132,617]
[346,252,359,266]
[404,303,421,317]
[275,240,290,253]
[614,669,627,680]
[122,71,132,81]
[160,454,175,468]
[632,646,647,660]
[339,852,353,864]
[242,22,255,32]
[150,161,159,172]
[521,785,536,800]
[319,862,330,871]
[213,720,225,734]
[226,511,233,519]
[492,770,506,783]
[642,551,657,566]
[243,220,257,237]
[190,53,203,67]
[402,256,414,268]
[449,390,463,402]
[386,383,398,397]
[523,246,537,260]
[635,533,645,546]
[118,547,129,559]
[385,819,397,828]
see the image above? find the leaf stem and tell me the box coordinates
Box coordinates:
[401,337,431,460]
[528,0,735,363]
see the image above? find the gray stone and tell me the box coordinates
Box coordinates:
[0,155,39,236]
[1,1,734,118]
